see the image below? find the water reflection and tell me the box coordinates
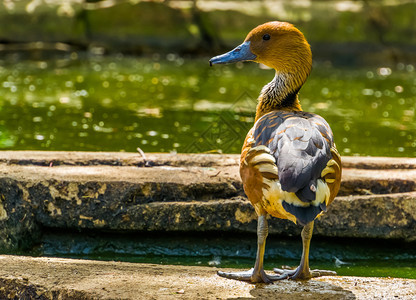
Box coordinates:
[0,55,415,156]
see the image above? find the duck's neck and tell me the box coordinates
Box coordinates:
[255,72,303,121]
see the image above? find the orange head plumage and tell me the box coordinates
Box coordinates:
[244,22,312,78]
[210,21,312,118]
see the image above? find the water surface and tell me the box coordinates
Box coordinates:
[35,231,416,279]
[0,54,415,156]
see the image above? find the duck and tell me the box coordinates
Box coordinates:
[209,21,342,283]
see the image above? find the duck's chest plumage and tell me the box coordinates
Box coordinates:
[240,110,341,225]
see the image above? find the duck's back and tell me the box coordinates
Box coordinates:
[240,111,342,225]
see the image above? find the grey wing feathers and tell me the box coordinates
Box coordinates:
[253,111,334,203]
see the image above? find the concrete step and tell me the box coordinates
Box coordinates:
[0,255,415,299]
[0,151,415,251]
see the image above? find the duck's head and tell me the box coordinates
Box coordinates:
[210,21,312,83]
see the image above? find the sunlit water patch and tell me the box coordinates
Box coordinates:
[30,231,416,279]
[0,55,415,156]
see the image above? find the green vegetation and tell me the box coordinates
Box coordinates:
[1,1,416,62]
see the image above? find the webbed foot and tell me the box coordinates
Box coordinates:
[273,267,336,280]
[217,267,286,283]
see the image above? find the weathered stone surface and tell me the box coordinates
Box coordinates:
[0,255,415,300]
[0,178,41,251]
[341,156,416,170]
[316,192,416,241]
[0,151,416,251]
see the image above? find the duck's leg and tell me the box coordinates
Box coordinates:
[273,221,336,280]
[217,214,282,283]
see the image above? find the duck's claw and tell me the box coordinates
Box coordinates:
[217,268,285,283]
[273,267,336,280]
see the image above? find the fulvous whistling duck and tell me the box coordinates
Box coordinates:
[209,21,342,283]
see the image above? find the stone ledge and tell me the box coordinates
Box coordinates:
[1,151,416,168]
[0,255,415,300]
[0,151,415,251]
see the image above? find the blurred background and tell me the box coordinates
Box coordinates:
[0,0,415,156]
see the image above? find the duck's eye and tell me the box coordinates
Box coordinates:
[263,34,271,41]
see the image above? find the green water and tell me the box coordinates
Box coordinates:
[1,54,415,156]
[35,231,416,279]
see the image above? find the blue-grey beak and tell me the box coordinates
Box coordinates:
[209,41,257,66]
